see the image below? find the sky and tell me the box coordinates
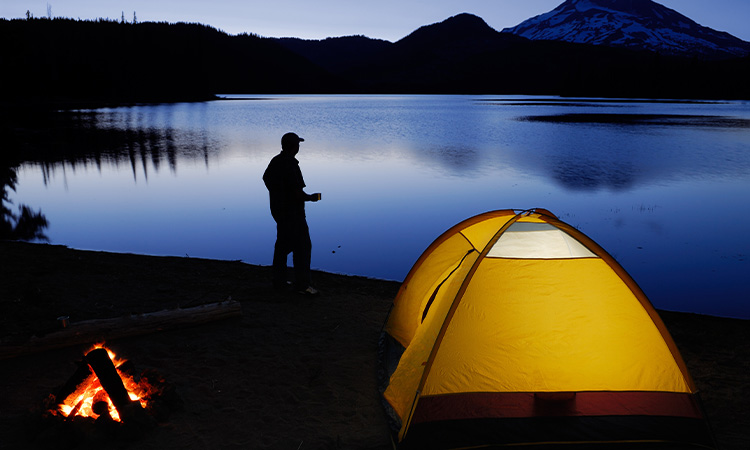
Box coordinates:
[2,0,749,43]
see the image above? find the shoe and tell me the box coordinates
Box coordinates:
[297,286,320,296]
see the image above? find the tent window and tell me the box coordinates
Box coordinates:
[421,249,475,323]
[487,222,596,259]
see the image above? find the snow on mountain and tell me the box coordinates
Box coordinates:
[503,0,750,59]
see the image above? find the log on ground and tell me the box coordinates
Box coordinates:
[0,300,242,360]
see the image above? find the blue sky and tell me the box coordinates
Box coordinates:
[2,0,749,42]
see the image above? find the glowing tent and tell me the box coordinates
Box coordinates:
[379,209,715,449]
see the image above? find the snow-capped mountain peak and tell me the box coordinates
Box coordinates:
[503,0,750,59]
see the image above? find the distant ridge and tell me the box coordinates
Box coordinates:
[338,14,528,91]
[2,13,750,103]
[277,36,391,75]
[503,0,750,59]
[307,12,750,98]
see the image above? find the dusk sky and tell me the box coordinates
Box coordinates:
[2,0,749,42]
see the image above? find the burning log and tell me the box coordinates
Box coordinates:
[53,360,93,407]
[84,347,156,433]
[36,344,173,447]
[85,348,135,415]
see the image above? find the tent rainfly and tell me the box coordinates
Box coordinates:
[379,209,716,449]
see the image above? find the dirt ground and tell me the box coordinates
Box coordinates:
[1,240,748,449]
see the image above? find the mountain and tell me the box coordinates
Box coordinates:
[338,14,529,91]
[2,14,750,102]
[503,0,750,59]
[276,36,391,75]
[335,12,750,98]
[397,12,507,45]
[275,13,526,77]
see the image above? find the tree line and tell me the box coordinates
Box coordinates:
[0,18,340,106]
[2,16,749,106]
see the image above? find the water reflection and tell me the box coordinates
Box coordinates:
[7,96,750,318]
[520,113,750,128]
[550,159,636,191]
[1,165,48,240]
[424,145,481,174]
[494,108,750,192]
[23,111,221,185]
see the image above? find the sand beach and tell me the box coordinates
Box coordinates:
[1,240,748,449]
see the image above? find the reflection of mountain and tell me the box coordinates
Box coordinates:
[14,111,220,184]
[424,146,482,175]
[550,157,637,191]
[514,110,750,191]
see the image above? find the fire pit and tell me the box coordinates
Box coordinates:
[32,343,182,447]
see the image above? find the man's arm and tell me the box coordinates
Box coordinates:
[295,189,321,202]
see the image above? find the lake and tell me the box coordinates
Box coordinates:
[9,95,750,319]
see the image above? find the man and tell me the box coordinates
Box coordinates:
[263,132,321,295]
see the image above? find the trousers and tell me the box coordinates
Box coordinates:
[272,214,312,289]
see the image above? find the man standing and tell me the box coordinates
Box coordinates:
[263,132,321,295]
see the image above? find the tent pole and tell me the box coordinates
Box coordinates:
[403,209,531,438]
[401,389,421,443]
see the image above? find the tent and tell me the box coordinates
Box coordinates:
[379,209,716,449]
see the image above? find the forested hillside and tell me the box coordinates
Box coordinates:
[0,18,342,104]
[2,16,750,104]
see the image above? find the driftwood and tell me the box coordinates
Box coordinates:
[0,300,242,360]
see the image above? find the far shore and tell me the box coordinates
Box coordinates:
[1,240,748,449]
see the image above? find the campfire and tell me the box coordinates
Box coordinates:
[34,343,182,446]
[54,344,159,423]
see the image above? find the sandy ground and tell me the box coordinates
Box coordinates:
[1,240,748,449]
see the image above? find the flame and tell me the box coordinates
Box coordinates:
[57,343,155,422]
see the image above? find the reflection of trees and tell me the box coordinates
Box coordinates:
[19,111,217,184]
[1,162,48,241]
[4,108,218,240]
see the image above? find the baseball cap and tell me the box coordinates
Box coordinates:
[281,132,304,149]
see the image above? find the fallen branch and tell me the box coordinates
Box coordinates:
[0,300,242,360]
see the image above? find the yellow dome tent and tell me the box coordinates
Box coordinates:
[379,209,716,449]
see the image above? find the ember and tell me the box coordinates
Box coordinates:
[33,343,182,447]
[55,344,156,422]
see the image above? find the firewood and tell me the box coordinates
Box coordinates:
[85,348,132,413]
[54,360,93,405]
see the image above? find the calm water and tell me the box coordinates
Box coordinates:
[10,95,750,318]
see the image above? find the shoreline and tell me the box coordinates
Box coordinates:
[1,241,748,449]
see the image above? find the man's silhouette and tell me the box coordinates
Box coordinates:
[263,132,321,295]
